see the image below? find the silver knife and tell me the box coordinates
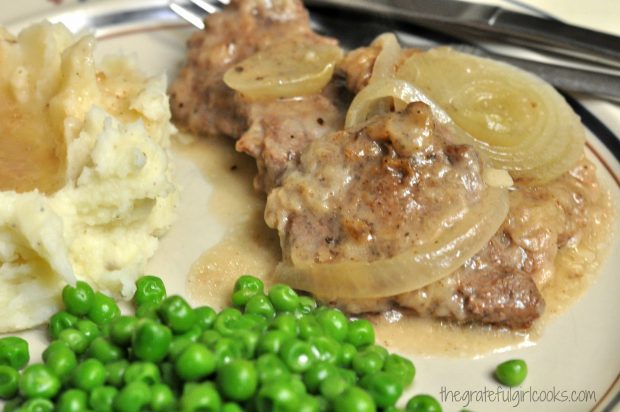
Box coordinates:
[304,0,620,68]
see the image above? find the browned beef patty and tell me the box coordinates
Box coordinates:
[169,0,348,191]
[170,0,600,329]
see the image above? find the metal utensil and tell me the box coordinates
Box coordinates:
[304,0,620,69]
[168,0,620,103]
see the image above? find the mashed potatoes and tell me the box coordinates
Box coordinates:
[0,22,178,332]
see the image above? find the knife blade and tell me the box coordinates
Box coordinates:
[304,0,620,68]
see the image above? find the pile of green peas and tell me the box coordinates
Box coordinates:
[0,275,447,412]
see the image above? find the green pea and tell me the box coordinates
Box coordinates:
[62,280,95,316]
[244,295,276,320]
[58,328,89,355]
[241,313,269,333]
[297,296,318,316]
[109,316,138,347]
[383,354,415,387]
[76,319,101,344]
[87,337,124,363]
[132,319,172,362]
[298,315,323,340]
[213,338,243,364]
[220,402,244,412]
[346,319,375,348]
[0,365,19,399]
[124,361,161,385]
[56,388,88,412]
[256,380,301,412]
[0,337,29,370]
[42,341,77,381]
[175,343,216,381]
[113,381,151,412]
[213,308,242,337]
[49,311,79,340]
[308,335,341,364]
[134,275,167,306]
[303,362,339,393]
[268,284,300,313]
[231,275,264,308]
[89,385,117,412]
[256,353,289,384]
[363,345,388,363]
[158,295,197,334]
[316,309,349,342]
[495,359,528,387]
[338,343,357,368]
[200,330,221,347]
[319,374,350,400]
[283,374,307,396]
[257,330,290,355]
[338,367,358,386]
[361,372,403,408]
[231,329,260,359]
[279,338,318,373]
[406,394,442,412]
[88,292,120,325]
[180,382,222,412]
[298,394,322,412]
[169,336,193,361]
[182,325,205,343]
[19,364,61,399]
[72,358,106,392]
[135,301,161,320]
[20,398,54,412]
[216,359,258,401]
[269,313,299,338]
[150,383,176,411]
[104,360,128,387]
[333,386,376,412]
[352,350,383,377]
[194,306,217,330]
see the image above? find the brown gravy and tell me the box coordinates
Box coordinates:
[0,99,65,194]
[181,134,614,358]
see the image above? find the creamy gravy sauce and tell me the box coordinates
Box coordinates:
[182,135,614,358]
[177,135,281,310]
[0,100,65,193]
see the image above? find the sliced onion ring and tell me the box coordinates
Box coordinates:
[368,33,401,83]
[223,39,343,100]
[396,47,586,184]
[274,185,509,300]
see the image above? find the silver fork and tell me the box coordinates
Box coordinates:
[167,0,620,102]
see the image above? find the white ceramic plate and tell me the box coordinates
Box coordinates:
[3,1,620,411]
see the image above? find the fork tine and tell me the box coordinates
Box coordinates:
[169,2,206,29]
[168,0,226,30]
[187,0,222,14]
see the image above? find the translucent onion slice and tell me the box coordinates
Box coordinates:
[345,78,456,132]
[368,33,401,83]
[396,47,585,183]
[274,185,509,299]
[223,39,343,100]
